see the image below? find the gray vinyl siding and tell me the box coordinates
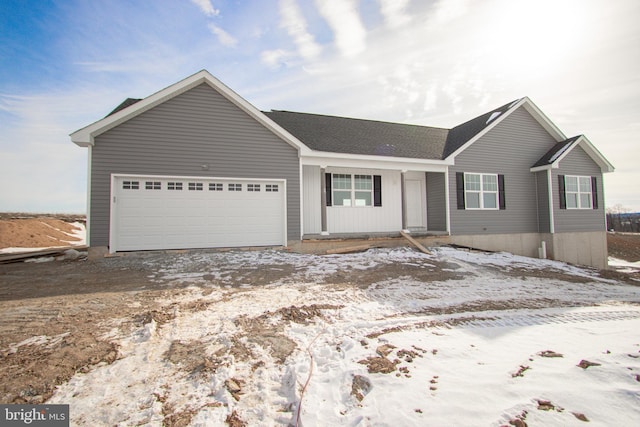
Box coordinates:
[449,107,558,235]
[90,83,300,247]
[426,172,446,231]
[535,171,551,233]
[552,146,605,232]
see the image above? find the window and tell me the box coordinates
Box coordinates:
[188,182,203,191]
[266,184,279,192]
[123,181,139,190]
[330,174,374,207]
[565,175,592,209]
[228,183,242,191]
[167,182,183,190]
[326,173,382,207]
[464,173,498,210]
[354,175,373,206]
[145,181,161,190]
[247,184,261,192]
[332,174,353,206]
[209,183,223,191]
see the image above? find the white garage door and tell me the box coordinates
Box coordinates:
[111,175,286,251]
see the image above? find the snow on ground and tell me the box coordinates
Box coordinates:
[45,248,640,426]
[609,257,640,274]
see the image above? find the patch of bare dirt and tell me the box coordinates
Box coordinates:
[0,294,122,403]
[225,410,247,427]
[608,233,640,262]
[350,374,372,402]
[322,261,464,288]
[358,356,400,374]
[164,340,225,377]
[0,218,83,249]
[234,304,341,364]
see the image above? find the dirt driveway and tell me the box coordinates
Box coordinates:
[0,247,638,425]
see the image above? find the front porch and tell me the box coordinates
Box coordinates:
[302,165,449,237]
[291,231,451,255]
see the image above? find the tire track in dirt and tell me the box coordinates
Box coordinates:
[454,307,640,329]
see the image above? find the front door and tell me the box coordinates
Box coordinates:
[405,179,425,228]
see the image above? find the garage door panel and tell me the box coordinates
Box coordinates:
[113,176,285,251]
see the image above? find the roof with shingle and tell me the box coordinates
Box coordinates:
[104,94,525,161]
[106,98,142,117]
[442,99,521,158]
[263,110,449,160]
[532,136,582,168]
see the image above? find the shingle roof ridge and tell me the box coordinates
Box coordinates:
[265,109,449,131]
[106,98,143,117]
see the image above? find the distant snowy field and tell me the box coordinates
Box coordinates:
[39,247,640,426]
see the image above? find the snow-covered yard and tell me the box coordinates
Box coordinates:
[5,247,640,426]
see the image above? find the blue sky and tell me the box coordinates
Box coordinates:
[1,0,639,213]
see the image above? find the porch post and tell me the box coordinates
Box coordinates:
[320,167,328,235]
[401,170,408,231]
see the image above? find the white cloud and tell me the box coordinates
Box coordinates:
[261,49,292,69]
[279,0,322,60]
[431,0,470,24]
[378,0,412,28]
[208,23,238,47]
[315,0,366,57]
[190,0,220,17]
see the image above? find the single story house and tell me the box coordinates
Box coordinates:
[71,70,614,268]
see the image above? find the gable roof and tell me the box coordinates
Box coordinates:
[442,97,568,160]
[106,98,142,117]
[74,70,612,173]
[70,70,310,153]
[263,110,448,160]
[531,135,614,173]
[443,99,521,158]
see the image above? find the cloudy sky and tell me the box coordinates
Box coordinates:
[1,0,639,213]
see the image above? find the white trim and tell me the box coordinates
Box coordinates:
[329,173,375,208]
[547,169,555,234]
[564,175,593,209]
[70,70,312,155]
[302,153,450,172]
[282,179,288,246]
[446,97,567,161]
[463,172,499,210]
[298,161,303,242]
[111,173,284,182]
[109,174,117,252]
[445,168,451,233]
[85,146,92,247]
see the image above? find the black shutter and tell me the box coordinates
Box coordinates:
[591,176,598,209]
[373,175,382,207]
[456,172,465,210]
[498,174,506,210]
[325,173,332,207]
[558,175,566,209]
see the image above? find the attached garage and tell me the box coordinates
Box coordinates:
[111,175,286,251]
